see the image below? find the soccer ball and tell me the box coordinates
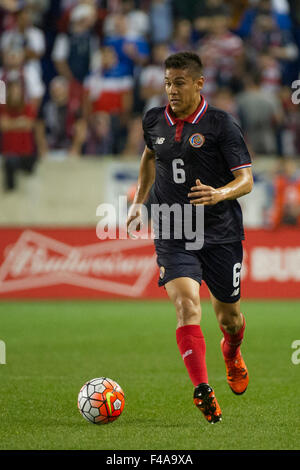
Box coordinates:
[78,377,125,424]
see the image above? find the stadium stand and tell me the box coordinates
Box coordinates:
[0,0,299,228]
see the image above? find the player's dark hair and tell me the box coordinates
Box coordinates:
[164,52,203,79]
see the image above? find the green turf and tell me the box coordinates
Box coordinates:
[0,299,299,450]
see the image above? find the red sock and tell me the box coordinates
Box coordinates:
[220,314,245,359]
[176,324,208,386]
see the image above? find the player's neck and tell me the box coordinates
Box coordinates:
[172,96,202,120]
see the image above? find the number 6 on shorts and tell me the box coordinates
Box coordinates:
[233,262,242,288]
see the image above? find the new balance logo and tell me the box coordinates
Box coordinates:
[182,349,193,360]
[155,137,165,144]
[231,288,240,296]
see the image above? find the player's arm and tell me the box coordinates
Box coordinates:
[126,145,156,231]
[188,167,253,206]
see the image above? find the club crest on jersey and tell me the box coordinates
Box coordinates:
[189,133,205,148]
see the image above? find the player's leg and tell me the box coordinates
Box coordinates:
[165,277,222,423]
[209,294,245,351]
[199,241,249,395]
[210,293,248,394]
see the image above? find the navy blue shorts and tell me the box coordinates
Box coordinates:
[155,240,243,303]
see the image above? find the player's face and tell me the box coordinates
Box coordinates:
[165,68,204,118]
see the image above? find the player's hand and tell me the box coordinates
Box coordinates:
[126,205,143,238]
[188,179,223,206]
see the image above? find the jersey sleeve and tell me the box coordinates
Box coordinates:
[142,108,156,150]
[218,113,252,172]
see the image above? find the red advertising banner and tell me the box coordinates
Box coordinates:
[0,227,299,299]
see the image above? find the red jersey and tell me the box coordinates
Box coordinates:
[0,104,36,156]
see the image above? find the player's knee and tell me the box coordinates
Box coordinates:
[174,295,201,327]
[218,308,241,334]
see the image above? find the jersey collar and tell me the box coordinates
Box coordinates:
[164,95,208,126]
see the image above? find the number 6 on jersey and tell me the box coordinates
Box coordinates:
[172,158,186,183]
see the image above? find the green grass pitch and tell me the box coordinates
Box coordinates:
[0,299,299,450]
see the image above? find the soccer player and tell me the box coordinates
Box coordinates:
[127,52,253,424]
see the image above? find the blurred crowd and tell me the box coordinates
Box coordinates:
[0,0,300,225]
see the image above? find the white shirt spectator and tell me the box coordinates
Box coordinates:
[139,64,168,113]
[1,27,45,77]
[0,62,45,102]
[52,33,100,77]
[126,10,150,39]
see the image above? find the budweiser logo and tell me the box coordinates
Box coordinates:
[0,230,158,297]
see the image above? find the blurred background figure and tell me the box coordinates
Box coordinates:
[57,0,107,40]
[139,42,170,113]
[120,0,150,40]
[278,85,300,156]
[170,18,194,53]
[194,0,231,37]
[121,114,144,157]
[83,110,114,156]
[0,78,37,190]
[149,0,173,44]
[102,12,149,80]
[52,2,99,128]
[37,76,84,155]
[269,158,300,227]
[211,87,239,119]
[1,3,46,80]
[246,7,298,85]
[0,44,45,109]
[198,9,245,100]
[236,70,283,155]
[83,44,133,154]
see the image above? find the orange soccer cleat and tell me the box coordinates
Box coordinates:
[221,338,249,395]
[193,383,222,424]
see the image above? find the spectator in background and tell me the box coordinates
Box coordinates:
[170,19,195,53]
[139,42,169,113]
[35,75,87,157]
[52,3,99,132]
[227,0,250,30]
[83,45,132,116]
[149,0,173,44]
[257,51,282,94]
[120,0,150,39]
[194,0,230,37]
[0,45,45,109]
[288,0,300,51]
[211,87,239,119]
[103,12,149,77]
[172,0,203,22]
[198,11,245,99]
[237,0,292,38]
[247,9,298,84]
[0,0,19,36]
[25,0,50,28]
[57,0,107,40]
[0,79,37,191]
[269,158,300,227]
[83,111,114,156]
[102,12,149,118]
[121,114,145,157]
[0,0,19,13]
[0,4,46,80]
[236,70,283,155]
[278,85,300,156]
[83,45,133,153]
[52,3,99,84]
